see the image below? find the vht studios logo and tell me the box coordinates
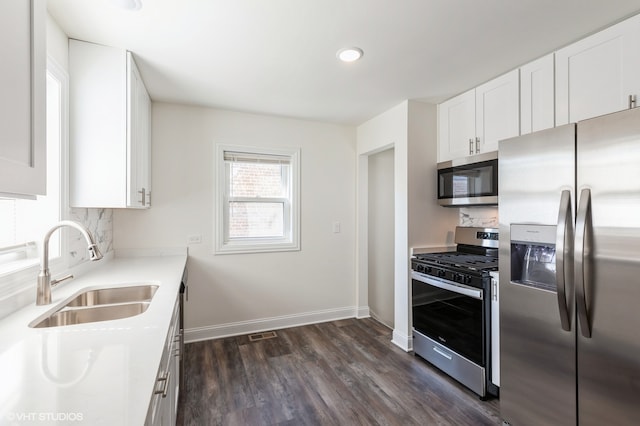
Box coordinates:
[5,412,84,422]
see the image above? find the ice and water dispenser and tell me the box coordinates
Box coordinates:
[510,224,557,292]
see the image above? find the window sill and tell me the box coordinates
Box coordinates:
[215,240,300,255]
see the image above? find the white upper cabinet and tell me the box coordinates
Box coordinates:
[438,70,519,162]
[556,14,640,125]
[437,89,476,161]
[128,57,152,208]
[0,0,46,197]
[520,54,555,134]
[69,40,151,208]
[475,69,520,154]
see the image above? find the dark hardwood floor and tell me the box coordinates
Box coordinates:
[177,318,500,425]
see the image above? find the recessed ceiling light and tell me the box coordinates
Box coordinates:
[110,0,143,11]
[337,47,364,63]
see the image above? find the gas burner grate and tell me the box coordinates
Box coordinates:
[415,252,498,271]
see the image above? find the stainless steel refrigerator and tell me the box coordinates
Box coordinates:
[498,106,640,425]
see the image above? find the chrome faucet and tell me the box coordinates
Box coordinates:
[36,220,103,305]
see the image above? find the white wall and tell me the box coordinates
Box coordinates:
[407,101,459,249]
[368,148,394,328]
[46,14,68,70]
[114,103,357,340]
[356,100,458,351]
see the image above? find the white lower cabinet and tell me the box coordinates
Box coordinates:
[147,298,180,425]
[490,271,500,387]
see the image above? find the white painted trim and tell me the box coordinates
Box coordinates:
[184,306,357,343]
[214,144,301,255]
[355,305,370,319]
[391,329,413,352]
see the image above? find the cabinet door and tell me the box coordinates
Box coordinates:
[521,54,555,134]
[437,89,475,162]
[127,53,151,208]
[556,14,640,125]
[0,0,46,197]
[476,69,520,153]
[69,40,128,208]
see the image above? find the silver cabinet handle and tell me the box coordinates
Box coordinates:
[154,371,171,398]
[629,94,637,109]
[469,138,474,155]
[138,187,146,206]
[433,346,452,360]
[555,190,573,332]
[475,137,480,154]
[146,190,151,207]
[575,188,592,338]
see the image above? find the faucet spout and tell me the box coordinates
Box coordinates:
[37,220,103,305]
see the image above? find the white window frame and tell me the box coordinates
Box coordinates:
[215,144,300,254]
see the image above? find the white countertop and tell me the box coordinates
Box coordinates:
[0,252,187,425]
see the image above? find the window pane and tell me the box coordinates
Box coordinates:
[229,202,284,238]
[229,162,288,198]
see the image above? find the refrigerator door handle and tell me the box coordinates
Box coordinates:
[556,190,573,331]
[575,188,593,338]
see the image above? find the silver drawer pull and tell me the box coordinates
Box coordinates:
[154,371,170,398]
[138,188,146,206]
[433,346,452,360]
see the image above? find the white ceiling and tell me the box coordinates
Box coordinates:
[47,0,640,125]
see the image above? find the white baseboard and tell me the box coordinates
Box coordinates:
[356,305,370,319]
[184,306,358,343]
[391,329,413,352]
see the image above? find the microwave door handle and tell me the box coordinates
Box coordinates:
[575,188,593,338]
[556,190,573,331]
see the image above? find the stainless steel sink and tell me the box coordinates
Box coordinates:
[29,284,159,328]
[31,302,151,328]
[63,284,158,307]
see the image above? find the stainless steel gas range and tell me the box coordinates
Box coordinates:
[411,226,498,399]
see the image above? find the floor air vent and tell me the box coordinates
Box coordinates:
[248,331,278,342]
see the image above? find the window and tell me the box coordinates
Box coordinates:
[215,145,300,254]
[0,58,67,296]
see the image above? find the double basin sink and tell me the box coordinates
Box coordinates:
[30,284,159,328]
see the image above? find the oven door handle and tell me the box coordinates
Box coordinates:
[411,271,483,300]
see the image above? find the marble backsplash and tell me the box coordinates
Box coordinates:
[459,207,499,228]
[68,208,113,267]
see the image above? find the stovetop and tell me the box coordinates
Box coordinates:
[413,252,498,272]
[410,227,499,289]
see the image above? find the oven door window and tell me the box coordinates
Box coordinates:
[412,279,484,365]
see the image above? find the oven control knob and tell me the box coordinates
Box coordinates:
[464,275,472,284]
[415,264,424,273]
[425,266,432,273]
[437,269,446,278]
[454,274,463,283]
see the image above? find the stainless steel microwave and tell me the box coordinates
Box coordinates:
[437,151,498,207]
